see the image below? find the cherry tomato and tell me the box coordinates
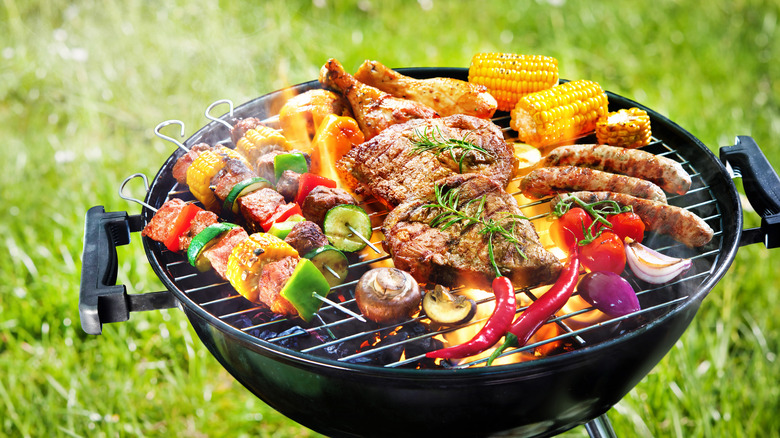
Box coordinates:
[550,207,593,251]
[603,211,645,243]
[581,231,626,274]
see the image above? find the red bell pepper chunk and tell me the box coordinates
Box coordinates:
[163,203,202,251]
[295,173,337,206]
[261,203,303,232]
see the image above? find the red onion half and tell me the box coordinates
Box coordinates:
[578,271,641,317]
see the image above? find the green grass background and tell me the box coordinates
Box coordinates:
[1,0,778,436]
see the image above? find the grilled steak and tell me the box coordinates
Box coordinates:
[382,174,562,289]
[301,186,357,226]
[210,157,257,200]
[337,114,518,207]
[284,221,329,256]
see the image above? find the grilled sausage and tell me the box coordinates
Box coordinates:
[549,191,713,247]
[542,144,692,195]
[520,166,667,203]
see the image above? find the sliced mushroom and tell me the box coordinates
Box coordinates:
[355,268,421,324]
[422,285,477,326]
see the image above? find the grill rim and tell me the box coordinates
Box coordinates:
[140,68,743,378]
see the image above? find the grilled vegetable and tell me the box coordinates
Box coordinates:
[308,114,364,184]
[273,152,309,182]
[355,268,421,324]
[186,147,249,211]
[322,204,373,252]
[187,222,239,271]
[624,240,692,284]
[266,214,305,239]
[426,276,516,360]
[295,173,338,206]
[163,202,203,252]
[510,79,609,148]
[304,244,349,287]
[422,285,477,327]
[581,230,626,274]
[223,177,272,215]
[225,233,299,303]
[278,258,332,322]
[261,202,303,233]
[468,52,559,112]
[487,253,580,366]
[236,126,290,162]
[596,107,652,149]
[578,271,640,317]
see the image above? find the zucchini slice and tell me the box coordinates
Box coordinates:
[322,204,373,252]
[223,177,272,214]
[186,222,238,271]
[304,245,349,287]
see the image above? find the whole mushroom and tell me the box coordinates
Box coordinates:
[355,268,421,324]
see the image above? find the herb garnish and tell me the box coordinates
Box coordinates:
[411,126,493,173]
[552,194,632,245]
[423,184,528,278]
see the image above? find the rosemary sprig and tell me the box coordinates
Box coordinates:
[423,184,528,278]
[551,194,633,245]
[410,126,493,173]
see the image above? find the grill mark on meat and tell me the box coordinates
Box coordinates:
[542,144,692,195]
[383,174,562,289]
[338,115,518,207]
[521,166,668,203]
[550,191,714,247]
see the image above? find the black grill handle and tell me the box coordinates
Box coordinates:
[79,206,178,335]
[720,136,780,248]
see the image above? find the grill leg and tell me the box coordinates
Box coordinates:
[584,414,617,438]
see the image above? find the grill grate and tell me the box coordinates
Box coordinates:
[144,105,723,370]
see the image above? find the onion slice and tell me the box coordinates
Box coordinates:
[625,241,692,284]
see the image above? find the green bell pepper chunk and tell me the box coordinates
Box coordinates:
[273,153,309,182]
[267,214,305,239]
[279,258,331,322]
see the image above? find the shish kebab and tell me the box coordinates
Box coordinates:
[142,116,377,322]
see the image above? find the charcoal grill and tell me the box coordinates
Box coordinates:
[79,68,780,437]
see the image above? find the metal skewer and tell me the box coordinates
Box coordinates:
[313,292,366,322]
[119,173,157,212]
[154,120,190,153]
[346,224,381,253]
[323,264,342,280]
[204,99,235,130]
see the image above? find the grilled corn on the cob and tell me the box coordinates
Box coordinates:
[510,79,608,148]
[236,126,291,163]
[595,107,652,149]
[186,147,249,211]
[225,233,299,305]
[468,52,559,112]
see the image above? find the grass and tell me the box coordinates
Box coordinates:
[1,0,778,436]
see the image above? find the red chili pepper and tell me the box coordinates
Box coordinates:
[163,203,202,252]
[425,276,516,360]
[486,253,581,366]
